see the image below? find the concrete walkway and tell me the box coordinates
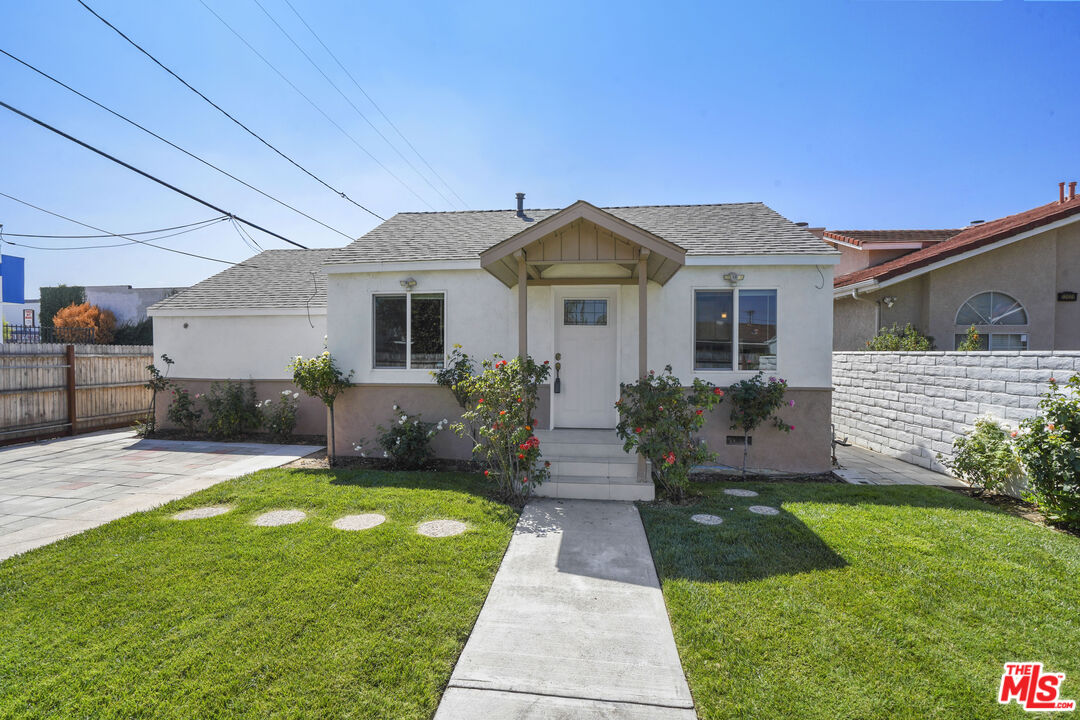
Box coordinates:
[435,499,695,719]
[0,430,318,561]
[835,444,967,487]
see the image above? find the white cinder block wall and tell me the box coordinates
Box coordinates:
[832,351,1080,472]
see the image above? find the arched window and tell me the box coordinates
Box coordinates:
[955,292,1027,326]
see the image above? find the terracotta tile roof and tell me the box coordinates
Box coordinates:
[824,229,960,247]
[834,196,1080,288]
[326,202,835,265]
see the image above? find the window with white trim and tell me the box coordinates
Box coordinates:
[373,293,444,369]
[694,289,778,371]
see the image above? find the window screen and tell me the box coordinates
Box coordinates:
[695,290,733,370]
[738,289,777,371]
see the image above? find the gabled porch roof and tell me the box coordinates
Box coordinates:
[479,201,687,286]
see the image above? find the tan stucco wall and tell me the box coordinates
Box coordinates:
[156,378,327,436]
[834,221,1080,351]
[332,384,831,473]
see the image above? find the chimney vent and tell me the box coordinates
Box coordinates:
[1070,182,1077,201]
[515,192,525,217]
[1060,182,1066,204]
[794,221,809,227]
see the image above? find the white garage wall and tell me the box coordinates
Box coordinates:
[152,312,328,379]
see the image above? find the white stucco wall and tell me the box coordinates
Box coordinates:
[152,312,327,379]
[87,286,185,325]
[326,262,834,389]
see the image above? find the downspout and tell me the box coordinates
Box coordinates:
[851,287,880,331]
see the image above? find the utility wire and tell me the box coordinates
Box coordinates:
[197,0,436,211]
[0,216,226,239]
[249,0,460,210]
[0,190,318,275]
[3,217,230,250]
[0,99,308,249]
[0,48,355,241]
[281,0,469,208]
[76,0,383,221]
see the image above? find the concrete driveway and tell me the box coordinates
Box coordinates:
[0,430,318,562]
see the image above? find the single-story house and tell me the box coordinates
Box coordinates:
[831,183,1080,351]
[152,197,840,499]
[147,249,332,434]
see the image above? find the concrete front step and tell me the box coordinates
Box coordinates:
[546,458,637,478]
[532,479,654,501]
[534,429,652,500]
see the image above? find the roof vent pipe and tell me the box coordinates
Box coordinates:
[1060,182,1066,204]
[515,192,525,217]
[1070,182,1077,201]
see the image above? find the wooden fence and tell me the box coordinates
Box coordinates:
[0,344,152,444]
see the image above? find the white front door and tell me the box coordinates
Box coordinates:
[553,287,618,428]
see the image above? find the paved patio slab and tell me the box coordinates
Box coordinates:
[835,444,967,487]
[434,498,695,719]
[0,430,319,561]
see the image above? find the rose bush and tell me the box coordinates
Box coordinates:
[1014,375,1080,529]
[166,388,202,434]
[259,390,300,443]
[615,365,725,500]
[451,354,551,502]
[727,372,791,477]
[377,405,446,470]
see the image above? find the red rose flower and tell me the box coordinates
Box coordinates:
[483,469,490,477]
[634,427,643,434]
[695,409,703,416]
[713,387,723,396]
[518,453,525,459]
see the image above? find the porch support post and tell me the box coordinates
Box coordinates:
[638,249,649,377]
[517,251,527,358]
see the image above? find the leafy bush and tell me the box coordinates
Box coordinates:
[166,388,202,435]
[377,405,446,469]
[865,323,933,351]
[39,285,85,329]
[432,344,476,409]
[52,302,116,344]
[112,318,153,345]
[727,372,791,477]
[289,351,354,463]
[139,354,174,436]
[615,366,725,500]
[451,354,551,502]
[1014,375,1080,529]
[955,325,983,352]
[259,390,300,443]
[938,417,1020,494]
[204,380,261,440]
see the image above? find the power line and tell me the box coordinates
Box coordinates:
[197,0,437,211]
[0,190,317,274]
[1,217,230,250]
[75,0,383,221]
[0,99,308,249]
[280,0,469,209]
[0,216,227,239]
[0,48,356,241]
[249,0,460,210]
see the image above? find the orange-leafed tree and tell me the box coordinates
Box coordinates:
[52,302,117,344]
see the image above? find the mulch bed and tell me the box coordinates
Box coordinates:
[691,468,842,484]
[144,429,327,446]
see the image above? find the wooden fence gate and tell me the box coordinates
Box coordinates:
[0,344,152,444]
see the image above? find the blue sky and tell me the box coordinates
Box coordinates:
[2,0,1078,296]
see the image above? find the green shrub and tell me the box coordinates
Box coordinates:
[260,390,300,443]
[938,417,1020,493]
[432,344,476,409]
[112,318,153,345]
[955,325,983,352]
[615,365,725,500]
[205,380,261,440]
[1014,375,1080,529]
[166,388,202,435]
[377,405,445,470]
[138,354,174,436]
[865,323,933,351]
[727,372,791,477]
[39,285,85,329]
[289,351,354,463]
[451,354,551,502]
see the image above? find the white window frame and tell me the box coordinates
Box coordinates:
[955,291,1028,326]
[372,291,445,370]
[693,287,780,373]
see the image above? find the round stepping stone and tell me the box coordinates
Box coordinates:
[723,488,759,497]
[748,505,780,516]
[333,513,386,531]
[691,513,723,526]
[252,510,307,526]
[417,519,467,537]
[173,506,230,521]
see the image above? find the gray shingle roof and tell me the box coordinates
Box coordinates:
[325,202,833,265]
[149,249,334,311]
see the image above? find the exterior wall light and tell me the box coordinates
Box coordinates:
[400,277,417,291]
[723,272,745,286]
[882,296,897,308]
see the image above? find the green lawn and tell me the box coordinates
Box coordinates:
[0,468,518,719]
[639,483,1080,720]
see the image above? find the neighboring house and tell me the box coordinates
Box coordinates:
[323,197,839,495]
[147,250,332,435]
[832,183,1080,351]
[85,285,185,325]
